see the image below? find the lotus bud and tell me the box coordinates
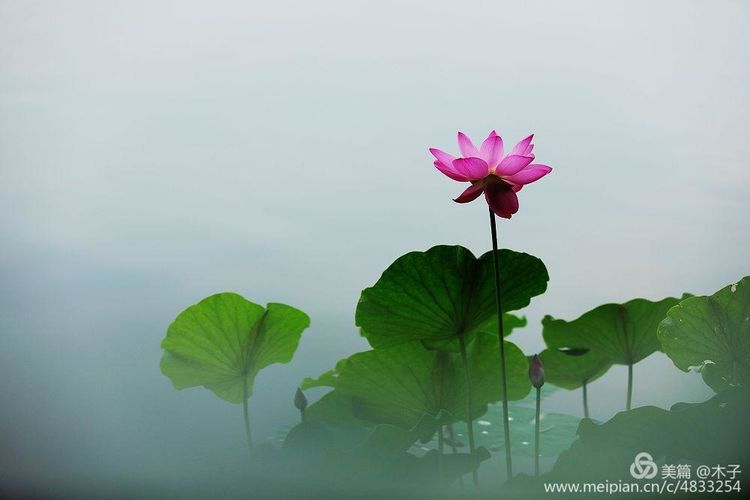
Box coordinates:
[529,354,545,389]
[294,387,308,413]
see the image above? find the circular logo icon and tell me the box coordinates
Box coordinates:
[696,465,711,479]
[630,452,658,479]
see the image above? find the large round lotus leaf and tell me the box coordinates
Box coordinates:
[308,314,525,389]
[535,387,750,483]
[538,348,612,390]
[356,245,548,350]
[413,387,576,459]
[332,333,531,430]
[542,296,684,366]
[161,292,310,403]
[452,404,580,459]
[658,277,750,392]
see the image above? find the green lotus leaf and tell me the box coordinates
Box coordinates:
[295,386,575,462]
[312,313,525,387]
[534,387,750,484]
[304,390,363,427]
[333,412,490,487]
[542,295,685,366]
[356,245,548,350]
[477,312,528,339]
[300,369,338,390]
[160,292,310,403]
[284,408,448,454]
[658,277,750,392]
[338,411,451,461]
[282,411,489,490]
[501,313,528,335]
[300,358,349,390]
[449,403,580,459]
[538,348,612,390]
[333,333,531,430]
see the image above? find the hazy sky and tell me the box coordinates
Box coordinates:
[1,0,748,493]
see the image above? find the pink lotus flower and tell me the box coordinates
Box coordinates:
[430,131,552,218]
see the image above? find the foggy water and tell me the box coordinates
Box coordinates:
[1,0,748,497]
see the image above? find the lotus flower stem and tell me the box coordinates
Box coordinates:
[489,208,513,478]
[582,380,590,418]
[438,426,445,476]
[458,333,479,487]
[435,353,447,474]
[626,363,633,410]
[529,354,544,476]
[447,424,465,489]
[534,386,541,476]
[242,376,253,449]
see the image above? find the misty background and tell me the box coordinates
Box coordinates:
[1,0,748,495]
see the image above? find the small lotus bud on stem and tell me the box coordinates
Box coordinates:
[529,354,545,389]
[530,354,545,476]
[294,387,308,422]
